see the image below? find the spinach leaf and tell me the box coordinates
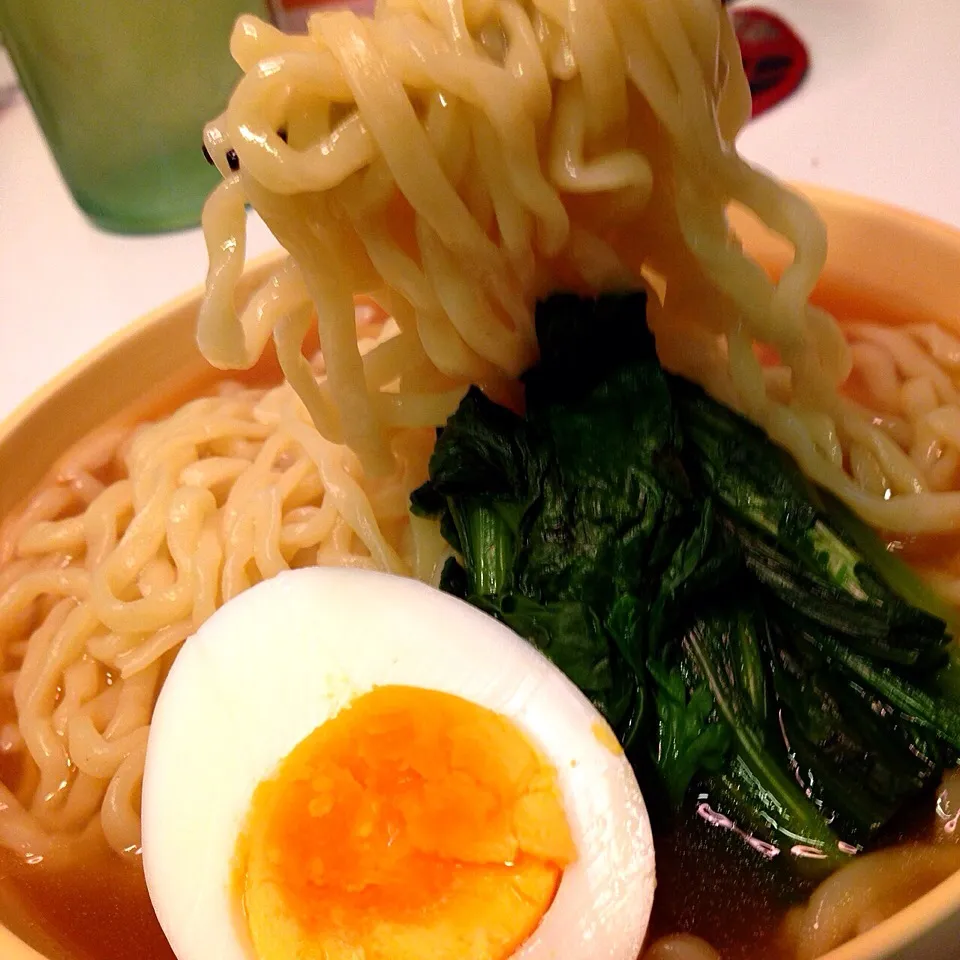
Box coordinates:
[683,611,844,867]
[648,657,731,807]
[413,291,960,879]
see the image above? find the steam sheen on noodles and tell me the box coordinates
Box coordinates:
[4,2,960,959]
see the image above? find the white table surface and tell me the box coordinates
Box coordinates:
[1,0,959,424]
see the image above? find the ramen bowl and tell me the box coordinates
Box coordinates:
[1,187,960,960]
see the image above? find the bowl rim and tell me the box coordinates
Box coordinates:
[0,251,290,453]
[1,187,959,960]
[794,180,960,248]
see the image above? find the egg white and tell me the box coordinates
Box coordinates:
[142,567,656,960]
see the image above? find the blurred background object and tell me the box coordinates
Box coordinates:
[268,0,372,32]
[731,6,809,117]
[0,0,273,234]
[0,35,16,108]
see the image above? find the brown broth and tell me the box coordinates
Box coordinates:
[647,814,808,959]
[0,848,174,960]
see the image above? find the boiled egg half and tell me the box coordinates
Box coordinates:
[142,568,655,960]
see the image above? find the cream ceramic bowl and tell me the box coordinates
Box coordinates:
[1,187,960,960]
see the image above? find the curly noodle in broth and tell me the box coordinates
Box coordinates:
[0,326,449,864]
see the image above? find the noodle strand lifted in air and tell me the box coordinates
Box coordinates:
[197,2,960,537]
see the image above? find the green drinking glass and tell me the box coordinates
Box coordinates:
[0,0,272,234]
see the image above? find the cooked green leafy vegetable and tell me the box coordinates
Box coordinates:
[412,291,960,877]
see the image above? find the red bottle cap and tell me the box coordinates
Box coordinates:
[732,8,810,118]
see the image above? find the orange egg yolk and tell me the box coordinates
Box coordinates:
[237,685,576,960]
